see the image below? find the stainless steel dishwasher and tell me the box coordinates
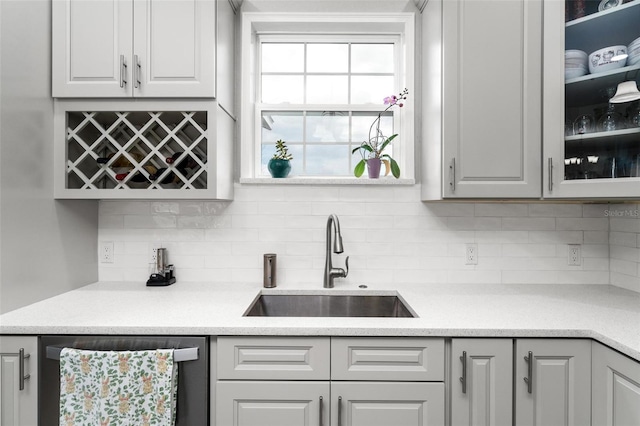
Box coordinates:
[39,335,208,425]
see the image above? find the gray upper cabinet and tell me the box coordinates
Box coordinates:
[52,0,217,98]
[421,0,542,200]
[543,0,640,199]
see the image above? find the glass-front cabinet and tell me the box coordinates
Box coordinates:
[544,0,640,198]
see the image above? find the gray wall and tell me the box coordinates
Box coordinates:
[0,0,98,313]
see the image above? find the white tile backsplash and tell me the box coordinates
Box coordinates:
[98,185,640,292]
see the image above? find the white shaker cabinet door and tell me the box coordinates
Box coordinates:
[0,336,38,426]
[515,339,591,426]
[451,338,513,426]
[331,382,444,426]
[133,0,216,98]
[216,381,330,426]
[592,342,640,426]
[441,0,542,198]
[52,0,134,97]
[52,0,216,98]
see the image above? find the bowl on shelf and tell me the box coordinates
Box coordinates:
[589,45,628,74]
[565,50,589,79]
[565,67,588,79]
[628,36,640,65]
[566,49,588,62]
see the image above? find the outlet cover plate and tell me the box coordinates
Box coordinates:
[465,243,478,265]
[100,241,114,263]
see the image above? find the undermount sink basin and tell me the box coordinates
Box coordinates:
[243,294,416,318]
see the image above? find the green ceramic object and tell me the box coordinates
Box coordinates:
[268,158,291,178]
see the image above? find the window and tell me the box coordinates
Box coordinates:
[240,13,415,182]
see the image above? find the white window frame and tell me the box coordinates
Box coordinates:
[239,12,416,184]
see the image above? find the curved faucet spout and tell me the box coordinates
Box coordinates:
[324,214,349,288]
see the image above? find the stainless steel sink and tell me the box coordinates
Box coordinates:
[243,294,415,317]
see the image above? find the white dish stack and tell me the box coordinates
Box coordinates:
[628,36,640,66]
[565,50,588,79]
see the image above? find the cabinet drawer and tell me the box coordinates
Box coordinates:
[331,337,444,381]
[217,336,330,380]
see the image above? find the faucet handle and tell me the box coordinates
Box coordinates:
[343,256,349,278]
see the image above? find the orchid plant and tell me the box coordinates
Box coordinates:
[352,88,408,178]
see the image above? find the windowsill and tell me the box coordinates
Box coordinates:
[240,176,416,185]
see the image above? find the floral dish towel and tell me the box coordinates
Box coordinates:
[59,348,178,426]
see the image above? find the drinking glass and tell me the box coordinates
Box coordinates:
[573,114,594,134]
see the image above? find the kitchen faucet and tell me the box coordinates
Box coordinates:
[324,214,349,288]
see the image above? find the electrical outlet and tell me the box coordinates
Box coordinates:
[465,243,478,265]
[568,244,582,266]
[100,241,114,263]
[150,245,159,264]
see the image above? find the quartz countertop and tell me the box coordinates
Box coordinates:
[1,282,638,361]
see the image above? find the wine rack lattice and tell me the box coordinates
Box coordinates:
[66,111,208,190]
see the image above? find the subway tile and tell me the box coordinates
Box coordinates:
[502,244,557,257]
[392,216,449,230]
[609,231,638,247]
[423,202,475,217]
[610,245,640,263]
[501,270,558,284]
[394,242,449,257]
[602,203,640,219]
[393,186,422,202]
[529,231,583,244]
[284,186,341,202]
[556,218,608,231]
[97,198,640,292]
[447,270,502,284]
[555,270,609,285]
[584,231,609,244]
[258,201,312,215]
[231,268,263,284]
[610,258,638,276]
[581,244,609,258]
[99,214,124,229]
[610,272,640,293]
[447,217,501,231]
[582,203,611,218]
[312,202,368,216]
[100,200,150,215]
[393,269,448,284]
[151,202,180,215]
[475,203,528,217]
[258,228,315,242]
[610,217,640,233]
[124,215,177,229]
[502,217,555,231]
[338,186,395,202]
[529,203,582,217]
[582,257,609,271]
[476,231,529,244]
[447,243,501,258]
[234,186,286,202]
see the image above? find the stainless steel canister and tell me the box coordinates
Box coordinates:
[157,248,167,273]
[263,253,277,288]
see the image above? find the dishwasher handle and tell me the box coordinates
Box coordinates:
[46,345,199,362]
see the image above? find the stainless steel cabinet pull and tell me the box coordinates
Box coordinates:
[548,158,553,192]
[337,396,342,426]
[319,396,323,426]
[459,350,467,394]
[134,54,141,89]
[0,348,31,390]
[120,54,127,88]
[450,158,456,193]
[523,351,533,393]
